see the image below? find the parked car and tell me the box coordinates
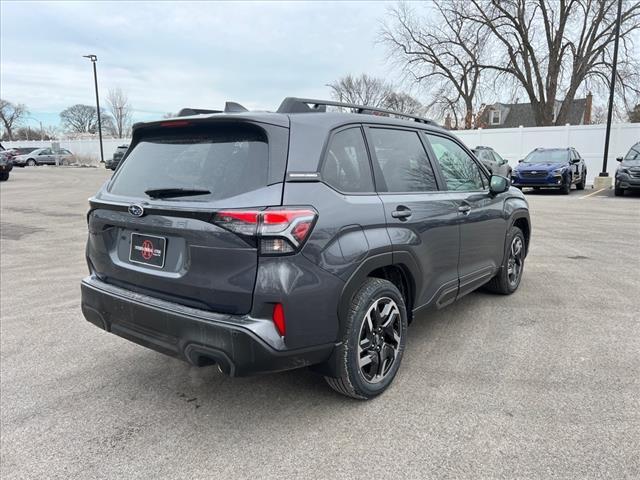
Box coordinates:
[105,144,129,170]
[511,147,587,194]
[5,147,39,161]
[471,146,512,177]
[13,148,73,167]
[81,97,531,399]
[615,141,640,196]
[0,152,13,181]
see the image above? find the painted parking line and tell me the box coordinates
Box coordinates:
[579,188,607,199]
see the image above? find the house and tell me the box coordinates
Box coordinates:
[475,93,593,129]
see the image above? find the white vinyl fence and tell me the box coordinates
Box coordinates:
[4,123,639,184]
[454,123,639,184]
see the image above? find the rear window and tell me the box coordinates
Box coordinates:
[108,125,270,201]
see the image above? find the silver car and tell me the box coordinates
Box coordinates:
[13,148,73,167]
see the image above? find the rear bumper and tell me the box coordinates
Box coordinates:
[81,276,334,376]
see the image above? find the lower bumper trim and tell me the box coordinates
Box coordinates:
[81,276,334,376]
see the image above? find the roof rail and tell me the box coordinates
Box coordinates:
[276,97,439,126]
[177,101,249,117]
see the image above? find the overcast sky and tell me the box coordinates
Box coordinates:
[1,0,406,128]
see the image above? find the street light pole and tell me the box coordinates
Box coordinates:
[83,54,104,163]
[600,0,623,178]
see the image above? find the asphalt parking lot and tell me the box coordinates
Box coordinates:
[1,167,639,479]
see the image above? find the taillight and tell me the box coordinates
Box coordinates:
[159,120,190,127]
[213,207,317,255]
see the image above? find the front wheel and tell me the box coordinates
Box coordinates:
[324,278,408,400]
[26,159,37,167]
[614,186,624,196]
[560,178,571,195]
[484,226,526,295]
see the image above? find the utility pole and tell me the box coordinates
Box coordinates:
[599,0,623,181]
[83,54,104,163]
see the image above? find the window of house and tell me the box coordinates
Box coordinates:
[490,110,501,125]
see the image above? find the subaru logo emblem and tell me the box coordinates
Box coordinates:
[531,171,537,174]
[128,204,144,217]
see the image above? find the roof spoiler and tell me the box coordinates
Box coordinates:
[177,102,249,117]
[276,97,438,126]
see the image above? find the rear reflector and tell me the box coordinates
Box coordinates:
[212,208,317,255]
[272,303,286,336]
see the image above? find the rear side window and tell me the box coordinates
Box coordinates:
[109,125,270,201]
[369,128,437,192]
[426,134,486,191]
[321,127,374,193]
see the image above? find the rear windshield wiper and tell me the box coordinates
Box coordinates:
[144,187,211,199]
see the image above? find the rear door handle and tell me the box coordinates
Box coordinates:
[391,206,412,220]
[458,205,471,215]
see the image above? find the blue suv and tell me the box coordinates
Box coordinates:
[511,148,587,194]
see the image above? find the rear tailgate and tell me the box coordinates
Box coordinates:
[87,118,289,314]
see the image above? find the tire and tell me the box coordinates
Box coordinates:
[0,172,8,181]
[560,178,571,195]
[26,159,36,167]
[484,226,526,295]
[324,278,408,400]
[576,171,586,190]
[614,186,624,196]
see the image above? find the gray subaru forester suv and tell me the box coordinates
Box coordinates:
[81,98,531,399]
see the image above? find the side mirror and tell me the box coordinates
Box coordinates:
[518,159,524,163]
[616,156,623,162]
[489,175,509,195]
[570,158,580,164]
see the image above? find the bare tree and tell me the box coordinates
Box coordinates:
[328,74,394,108]
[380,1,489,129]
[327,73,426,117]
[384,92,425,115]
[459,0,640,126]
[629,104,640,122]
[107,88,132,138]
[0,99,28,141]
[60,104,110,134]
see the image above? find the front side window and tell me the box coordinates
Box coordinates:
[321,127,373,193]
[426,134,486,191]
[368,128,437,192]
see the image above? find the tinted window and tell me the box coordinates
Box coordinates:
[426,134,486,191]
[322,127,373,192]
[369,128,437,192]
[109,125,270,201]
[476,150,493,163]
